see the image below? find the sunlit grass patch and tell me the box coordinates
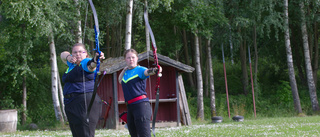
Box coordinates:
[0,116,319,137]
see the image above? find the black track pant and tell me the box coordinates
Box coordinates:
[65,92,102,137]
[127,101,152,137]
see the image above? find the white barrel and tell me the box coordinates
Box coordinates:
[0,109,17,132]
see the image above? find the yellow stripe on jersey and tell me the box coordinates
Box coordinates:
[122,74,139,83]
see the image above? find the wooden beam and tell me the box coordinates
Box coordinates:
[178,75,192,125]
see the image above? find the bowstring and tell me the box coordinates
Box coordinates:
[145,8,154,132]
[83,1,89,121]
[83,65,87,117]
[147,49,153,118]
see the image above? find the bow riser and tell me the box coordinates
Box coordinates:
[87,0,101,117]
[94,26,101,77]
[144,6,161,137]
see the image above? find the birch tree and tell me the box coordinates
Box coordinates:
[284,0,302,114]
[207,39,216,116]
[74,0,82,43]
[125,0,133,50]
[299,1,319,112]
[22,76,27,124]
[194,31,204,120]
[49,27,64,122]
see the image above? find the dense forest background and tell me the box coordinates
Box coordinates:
[0,0,319,127]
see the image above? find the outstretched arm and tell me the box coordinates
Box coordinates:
[87,52,105,72]
[144,66,162,76]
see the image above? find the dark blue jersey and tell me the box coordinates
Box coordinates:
[62,58,95,104]
[121,66,149,104]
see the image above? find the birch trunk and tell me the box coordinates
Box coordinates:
[300,2,319,112]
[194,31,204,120]
[58,74,67,121]
[124,0,133,50]
[49,28,64,122]
[22,76,27,125]
[284,0,302,114]
[74,0,82,43]
[205,61,209,97]
[21,24,27,125]
[207,39,216,116]
[145,0,150,51]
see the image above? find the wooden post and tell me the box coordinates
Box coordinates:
[222,43,231,118]
[113,72,119,129]
[248,46,257,118]
[176,71,180,126]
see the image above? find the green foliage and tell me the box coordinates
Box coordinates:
[177,0,227,36]
[0,96,15,110]
[26,66,57,123]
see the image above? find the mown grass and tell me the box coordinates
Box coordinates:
[1,116,320,137]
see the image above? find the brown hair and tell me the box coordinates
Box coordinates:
[72,43,89,57]
[123,49,138,58]
[72,43,86,51]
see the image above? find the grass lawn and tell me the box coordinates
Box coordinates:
[1,116,320,137]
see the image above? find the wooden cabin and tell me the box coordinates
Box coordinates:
[96,51,194,129]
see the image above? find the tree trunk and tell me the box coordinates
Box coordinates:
[124,0,133,50]
[204,39,209,97]
[207,39,216,116]
[58,74,67,121]
[312,22,318,88]
[105,26,110,58]
[194,31,204,120]
[253,26,259,98]
[111,26,116,57]
[229,24,234,65]
[22,24,27,125]
[300,2,319,112]
[240,37,248,95]
[49,28,64,122]
[119,20,123,57]
[205,60,209,97]
[284,0,303,114]
[145,0,150,52]
[22,76,27,125]
[74,0,82,43]
[182,29,195,87]
[199,36,203,68]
